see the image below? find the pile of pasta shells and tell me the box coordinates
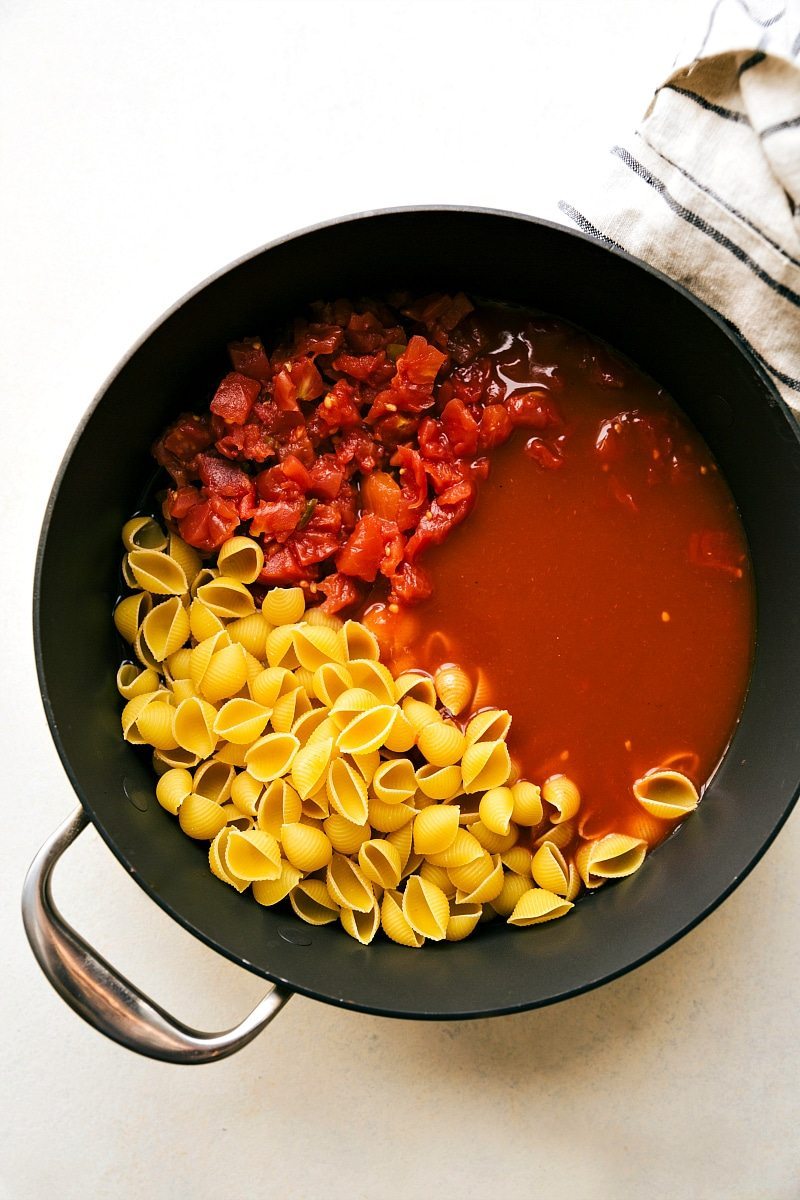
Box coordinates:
[114,516,700,947]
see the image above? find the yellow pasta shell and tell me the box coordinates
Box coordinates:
[325,757,369,825]
[542,775,582,823]
[135,700,178,751]
[281,822,333,873]
[200,643,249,704]
[534,818,577,851]
[113,591,153,643]
[371,758,417,805]
[632,769,699,819]
[326,853,374,912]
[478,786,514,836]
[287,707,328,746]
[155,767,193,815]
[120,690,162,743]
[565,863,582,902]
[306,715,342,746]
[508,888,574,926]
[122,515,167,553]
[461,740,511,794]
[456,855,504,905]
[417,721,466,768]
[189,598,226,642]
[347,659,395,704]
[415,762,462,801]
[196,577,255,619]
[368,798,415,833]
[301,787,330,820]
[245,732,300,783]
[417,861,455,898]
[291,739,334,800]
[324,814,372,855]
[166,646,193,680]
[380,890,424,948]
[217,535,264,584]
[116,662,160,700]
[213,741,249,767]
[465,708,512,745]
[386,823,414,870]
[394,671,437,706]
[257,779,303,835]
[510,780,544,826]
[340,898,381,945]
[292,624,346,671]
[208,827,250,892]
[192,759,234,804]
[270,687,311,733]
[350,749,380,784]
[445,902,482,942]
[448,850,494,894]
[133,628,161,671]
[189,631,229,691]
[382,710,416,754]
[190,566,218,597]
[470,819,519,854]
[153,745,200,771]
[128,549,188,595]
[230,770,264,817]
[401,697,441,734]
[262,586,306,626]
[491,871,532,917]
[433,664,473,716]
[224,828,281,881]
[426,828,483,869]
[500,846,532,877]
[250,665,297,708]
[305,607,344,632]
[167,532,202,586]
[413,805,460,856]
[226,612,271,659]
[336,705,397,755]
[178,793,228,840]
[212,698,271,745]
[329,687,379,729]
[357,839,402,890]
[312,662,353,707]
[265,624,301,669]
[290,878,339,925]
[531,842,571,896]
[340,619,380,661]
[402,875,450,941]
[252,860,302,906]
[576,834,647,883]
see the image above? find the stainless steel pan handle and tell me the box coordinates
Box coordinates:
[22,807,292,1064]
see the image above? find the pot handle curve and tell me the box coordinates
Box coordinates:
[21,806,292,1064]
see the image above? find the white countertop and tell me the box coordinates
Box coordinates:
[2,2,798,1197]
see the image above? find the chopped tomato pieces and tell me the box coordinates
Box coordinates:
[210,372,261,426]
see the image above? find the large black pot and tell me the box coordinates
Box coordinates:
[24,208,800,1063]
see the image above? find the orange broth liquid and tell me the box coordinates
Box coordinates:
[382,307,755,845]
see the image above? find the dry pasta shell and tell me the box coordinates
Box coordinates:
[140,598,191,662]
[501,845,532,877]
[189,598,226,642]
[448,850,494,895]
[478,786,514,836]
[576,834,647,884]
[245,732,300,783]
[565,863,582,902]
[491,870,532,917]
[290,707,332,745]
[350,749,380,784]
[371,758,417,805]
[394,671,437,706]
[271,687,312,733]
[433,664,473,716]
[340,897,381,945]
[312,661,353,706]
[168,679,196,705]
[230,770,264,817]
[223,828,281,881]
[113,591,153,643]
[470,819,519,854]
[153,745,200,771]
[417,721,466,768]
[419,861,457,898]
[415,763,462,802]
[445,902,483,942]
[402,875,450,941]
[166,646,193,681]
[155,767,193,815]
[213,698,271,745]
[510,780,544,826]
[382,710,416,754]
[252,860,302,906]
[531,842,571,896]
[329,687,379,729]
[508,888,574,926]
[213,741,249,767]
[217,535,264,584]
[189,631,229,691]
[368,798,416,833]
[533,818,577,851]
[122,515,167,553]
[465,708,512,745]
[386,823,414,870]
[324,814,372,855]
[413,804,460,856]
[402,697,441,734]
[426,829,484,869]
[173,696,219,758]
[336,705,397,755]
[167,532,202,586]
[281,822,333,873]
[290,878,339,925]
[226,612,271,659]
[292,625,346,670]
[305,607,344,632]
[457,855,504,905]
[200,643,249,704]
[263,586,306,626]
[380,890,424,948]
[341,619,380,662]
[542,775,582,823]
[295,668,318,696]
[347,659,395,704]
[190,566,218,597]
[178,793,228,840]
[632,769,699,820]
[326,853,374,912]
[265,624,301,669]
[128,549,188,595]
[358,839,403,889]
[306,716,342,746]
[120,690,163,743]
[250,665,298,708]
[290,738,334,800]
[135,700,178,751]
[257,779,303,835]
[461,740,511,794]
[209,827,250,892]
[134,628,162,672]
[302,788,331,819]
[326,757,369,825]
[116,662,160,700]
[196,577,255,620]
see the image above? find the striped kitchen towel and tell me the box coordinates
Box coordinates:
[559,0,800,415]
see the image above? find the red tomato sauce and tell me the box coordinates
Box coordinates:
[375,307,755,843]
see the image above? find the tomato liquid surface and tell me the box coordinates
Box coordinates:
[380,308,755,844]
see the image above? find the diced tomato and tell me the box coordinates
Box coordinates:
[228,338,272,381]
[280,453,313,490]
[389,561,433,606]
[153,415,215,485]
[290,530,343,567]
[360,470,402,521]
[333,351,394,387]
[335,428,382,475]
[290,359,325,402]
[248,498,305,539]
[258,544,310,584]
[316,379,363,433]
[272,369,300,412]
[395,335,446,387]
[441,399,479,457]
[195,453,254,500]
[165,485,201,520]
[294,322,344,358]
[317,571,363,614]
[505,389,562,429]
[525,437,564,469]
[417,417,452,462]
[346,312,386,354]
[335,513,387,582]
[210,372,261,426]
[478,404,513,450]
[307,456,344,501]
[392,444,428,516]
[371,413,420,448]
[177,494,240,553]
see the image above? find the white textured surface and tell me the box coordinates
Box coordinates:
[2,2,799,1198]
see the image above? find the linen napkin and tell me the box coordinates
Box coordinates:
[559,0,800,415]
